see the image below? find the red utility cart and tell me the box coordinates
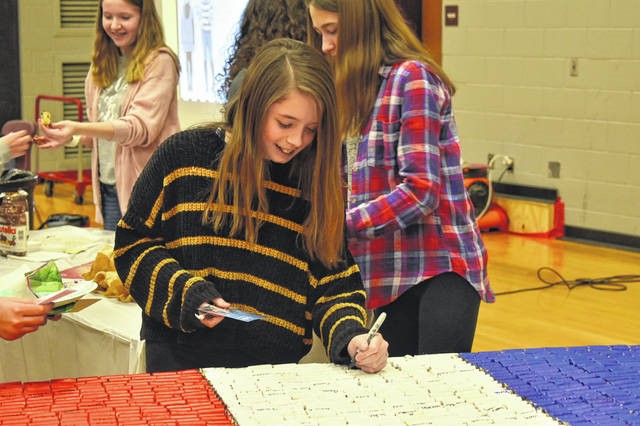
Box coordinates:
[35,94,91,204]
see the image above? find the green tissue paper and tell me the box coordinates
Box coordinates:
[25,261,63,295]
[25,261,74,313]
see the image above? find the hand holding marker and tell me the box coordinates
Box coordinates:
[350,312,386,368]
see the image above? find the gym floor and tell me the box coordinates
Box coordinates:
[33,181,640,353]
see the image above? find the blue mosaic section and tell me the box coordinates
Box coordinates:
[461,346,640,425]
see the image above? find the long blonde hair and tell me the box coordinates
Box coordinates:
[205,38,344,268]
[92,0,179,88]
[307,0,454,137]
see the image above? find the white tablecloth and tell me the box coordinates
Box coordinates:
[0,227,145,383]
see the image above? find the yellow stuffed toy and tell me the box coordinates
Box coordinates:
[83,246,134,303]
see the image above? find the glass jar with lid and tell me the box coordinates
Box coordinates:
[0,189,29,256]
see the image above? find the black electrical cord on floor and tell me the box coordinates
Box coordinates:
[494,266,640,296]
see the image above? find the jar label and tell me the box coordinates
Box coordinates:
[0,191,29,256]
[0,223,28,255]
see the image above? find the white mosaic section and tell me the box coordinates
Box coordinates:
[202,354,562,425]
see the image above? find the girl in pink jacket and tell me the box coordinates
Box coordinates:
[38,0,180,230]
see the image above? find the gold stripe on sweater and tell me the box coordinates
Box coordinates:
[310,264,361,289]
[264,180,301,197]
[119,244,164,290]
[229,206,304,233]
[266,315,304,336]
[327,315,365,354]
[164,167,217,186]
[164,167,302,198]
[233,305,304,336]
[192,267,306,304]
[181,276,205,311]
[144,257,176,315]
[317,290,366,305]
[145,190,164,228]
[167,236,308,271]
[162,270,191,329]
[319,302,366,341]
[113,236,163,261]
[162,202,303,234]
[162,202,208,221]
[118,221,133,230]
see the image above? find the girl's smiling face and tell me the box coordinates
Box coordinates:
[260,89,319,163]
[102,0,141,55]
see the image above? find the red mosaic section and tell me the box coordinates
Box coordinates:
[0,369,233,425]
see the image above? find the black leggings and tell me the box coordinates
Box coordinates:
[145,334,264,373]
[374,272,480,356]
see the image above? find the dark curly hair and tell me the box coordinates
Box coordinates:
[219,0,308,101]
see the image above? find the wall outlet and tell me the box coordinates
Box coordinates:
[548,161,561,178]
[487,153,514,173]
[504,156,514,173]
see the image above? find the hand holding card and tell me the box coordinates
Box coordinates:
[37,288,76,305]
[25,261,97,313]
[196,304,264,322]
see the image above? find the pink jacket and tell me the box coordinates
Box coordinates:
[84,47,180,224]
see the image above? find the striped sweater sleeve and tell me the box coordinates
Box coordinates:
[113,133,221,333]
[309,249,369,364]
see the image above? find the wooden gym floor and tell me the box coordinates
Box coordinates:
[33,181,640,353]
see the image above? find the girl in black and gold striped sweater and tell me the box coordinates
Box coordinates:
[114,39,388,373]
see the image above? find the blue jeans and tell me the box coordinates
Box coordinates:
[100,182,122,231]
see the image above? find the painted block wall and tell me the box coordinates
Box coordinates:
[444,0,640,237]
[18,0,639,238]
[18,0,93,174]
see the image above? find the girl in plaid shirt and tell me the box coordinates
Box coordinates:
[308,0,495,356]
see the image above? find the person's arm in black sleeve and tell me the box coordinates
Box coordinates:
[309,248,369,365]
[113,133,222,332]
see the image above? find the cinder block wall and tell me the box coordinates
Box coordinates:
[18,0,93,174]
[20,1,640,238]
[444,0,640,237]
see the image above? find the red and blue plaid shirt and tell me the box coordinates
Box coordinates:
[345,61,495,309]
